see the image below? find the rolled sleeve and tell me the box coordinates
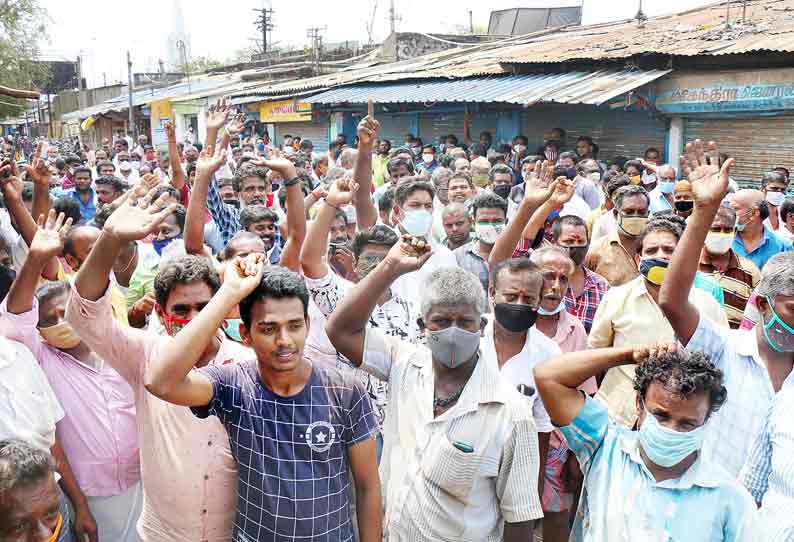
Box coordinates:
[361,327,414,382]
[686,314,729,371]
[496,417,543,522]
[559,396,609,469]
[65,283,147,386]
[189,363,238,423]
[0,298,47,361]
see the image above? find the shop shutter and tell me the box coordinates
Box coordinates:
[520,103,667,162]
[684,116,794,186]
[377,115,413,147]
[276,118,329,153]
[419,112,466,147]
[469,111,500,147]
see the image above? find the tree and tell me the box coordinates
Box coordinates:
[0,0,50,118]
[186,55,225,74]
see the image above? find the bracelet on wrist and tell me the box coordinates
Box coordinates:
[323,198,341,210]
[283,176,301,187]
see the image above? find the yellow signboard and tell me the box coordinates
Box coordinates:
[260,100,312,123]
[149,99,172,123]
[149,98,173,150]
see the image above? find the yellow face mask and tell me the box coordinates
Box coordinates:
[38,322,81,349]
[472,174,490,188]
[629,175,642,185]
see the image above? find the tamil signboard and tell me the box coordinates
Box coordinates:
[656,68,794,114]
[259,99,312,123]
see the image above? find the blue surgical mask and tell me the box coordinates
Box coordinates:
[152,236,179,256]
[658,181,675,194]
[224,318,244,342]
[762,297,794,352]
[538,300,566,316]
[638,406,706,467]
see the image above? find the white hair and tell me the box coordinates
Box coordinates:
[757,252,794,300]
[420,266,484,318]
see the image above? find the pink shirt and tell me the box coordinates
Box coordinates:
[66,284,253,542]
[0,299,139,497]
[550,310,598,395]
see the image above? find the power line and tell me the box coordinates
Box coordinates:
[306,26,326,76]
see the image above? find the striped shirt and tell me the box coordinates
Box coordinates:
[361,328,543,541]
[699,250,761,329]
[741,383,794,541]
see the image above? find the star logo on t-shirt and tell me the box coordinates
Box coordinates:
[305,421,336,453]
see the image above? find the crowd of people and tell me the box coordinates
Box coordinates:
[0,97,792,542]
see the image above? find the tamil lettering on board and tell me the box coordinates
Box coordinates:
[656,81,794,113]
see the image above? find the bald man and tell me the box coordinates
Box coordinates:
[673,180,694,219]
[731,189,793,270]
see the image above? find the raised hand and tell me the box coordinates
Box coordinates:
[253,157,297,181]
[383,234,433,275]
[103,187,177,242]
[356,99,380,149]
[205,99,231,131]
[682,139,733,207]
[23,142,51,187]
[164,120,176,142]
[0,159,23,197]
[632,341,679,364]
[638,158,658,173]
[326,177,358,207]
[548,176,576,208]
[29,210,73,260]
[226,112,246,136]
[196,148,227,178]
[522,160,558,206]
[222,253,266,301]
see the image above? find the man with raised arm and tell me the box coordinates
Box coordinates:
[534,344,758,540]
[326,238,542,542]
[143,257,381,542]
[66,184,251,542]
[659,139,794,478]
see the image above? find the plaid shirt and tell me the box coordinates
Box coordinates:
[207,173,281,261]
[564,267,609,333]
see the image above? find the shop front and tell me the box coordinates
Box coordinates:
[260,99,329,153]
[656,68,794,185]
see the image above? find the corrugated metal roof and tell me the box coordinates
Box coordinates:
[302,69,671,106]
[498,0,794,64]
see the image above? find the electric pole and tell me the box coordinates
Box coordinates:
[307,27,325,76]
[127,51,135,139]
[469,10,474,33]
[253,8,275,55]
[388,0,401,35]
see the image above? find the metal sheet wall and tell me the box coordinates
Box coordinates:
[377,115,413,146]
[683,116,794,185]
[519,103,668,161]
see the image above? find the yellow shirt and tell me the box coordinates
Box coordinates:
[589,275,729,427]
[584,229,639,287]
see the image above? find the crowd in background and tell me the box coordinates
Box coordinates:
[0,99,792,542]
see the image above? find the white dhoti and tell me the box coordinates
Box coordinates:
[87,481,143,542]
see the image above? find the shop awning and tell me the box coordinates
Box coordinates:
[303,69,671,107]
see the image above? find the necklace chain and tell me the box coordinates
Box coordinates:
[433,384,465,409]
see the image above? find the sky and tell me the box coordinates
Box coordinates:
[38,0,717,88]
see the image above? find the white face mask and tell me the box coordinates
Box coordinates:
[422,153,434,164]
[514,144,526,153]
[474,222,505,245]
[766,191,786,207]
[400,209,433,237]
[587,172,601,183]
[704,232,734,255]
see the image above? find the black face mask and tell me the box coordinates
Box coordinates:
[674,200,694,213]
[493,184,512,200]
[564,245,588,267]
[494,302,538,332]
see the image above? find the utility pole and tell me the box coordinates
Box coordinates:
[253,8,275,55]
[76,56,83,90]
[127,51,135,140]
[388,0,401,35]
[307,27,325,76]
[469,10,474,33]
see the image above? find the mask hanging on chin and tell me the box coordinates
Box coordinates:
[538,300,566,316]
[39,321,81,349]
